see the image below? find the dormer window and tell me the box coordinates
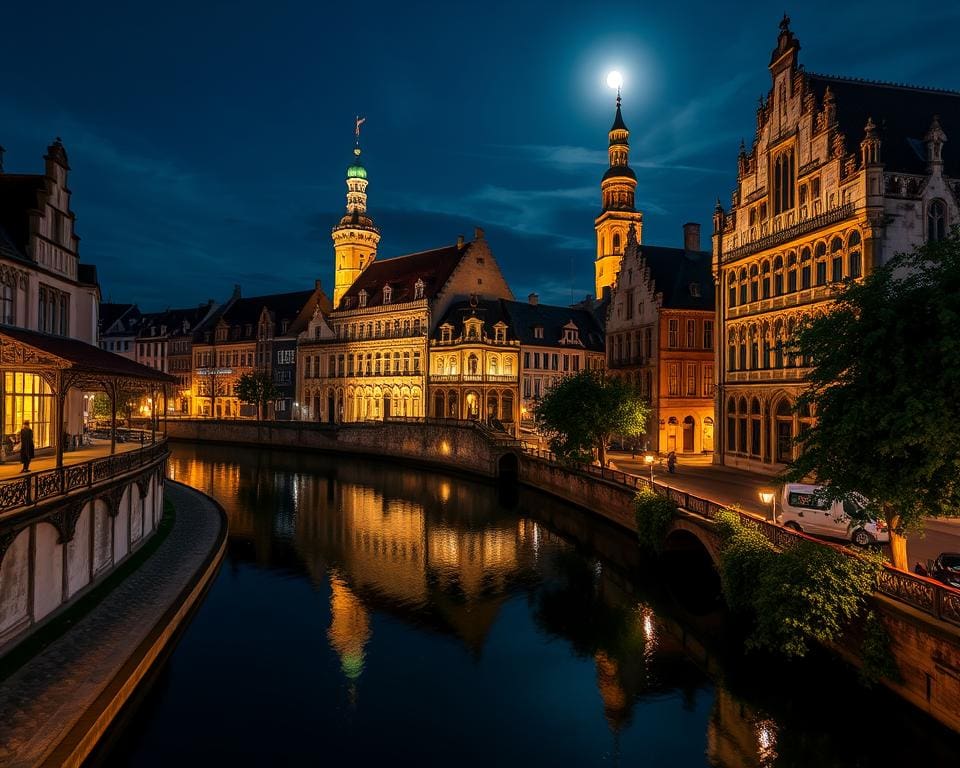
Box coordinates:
[563,325,579,344]
[689,282,701,297]
[383,285,392,304]
[494,323,507,343]
[281,320,289,333]
[533,325,544,340]
[441,324,453,343]
[465,318,482,341]
[343,296,352,309]
[414,279,424,300]
[216,326,227,342]
[160,325,167,335]
[358,290,368,308]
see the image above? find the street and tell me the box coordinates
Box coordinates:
[607,450,960,571]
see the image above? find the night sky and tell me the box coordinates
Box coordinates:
[3,1,958,310]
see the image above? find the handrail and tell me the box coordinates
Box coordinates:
[0,439,168,516]
[517,444,960,630]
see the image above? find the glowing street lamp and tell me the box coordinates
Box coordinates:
[759,489,777,523]
[644,453,655,484]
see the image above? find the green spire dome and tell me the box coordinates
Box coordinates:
[347,148,367,179]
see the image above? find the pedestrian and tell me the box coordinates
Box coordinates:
[19,420,34,473]
[667,450,677,475]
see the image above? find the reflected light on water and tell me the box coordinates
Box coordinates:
[327,571,371,682]
[755,718,778,766]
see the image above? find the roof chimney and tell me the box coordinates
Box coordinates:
[315,278,323,291]
[528,292,539,306]
[474,226,485,240]
[683,222,701,251]
[457,234,465,248]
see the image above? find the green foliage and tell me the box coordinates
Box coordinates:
[716,512,777,614]
[859,610,902,686]
[235,371,279,419]
[785,230,960,535]
[633,488,678,552]
[533,370,650,465]
[91,393,111,420]
[748,542,883,658]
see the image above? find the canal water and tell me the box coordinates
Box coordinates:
[93,443,960,767]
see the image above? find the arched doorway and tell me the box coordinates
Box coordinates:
[434,392,445,418]
[682,416,695,452]
[486,393,498,422]
[775,397,793,463]
[327,392,334,423]
[667,417,678,452]
[702,417,714,452]
[465,391,480,419]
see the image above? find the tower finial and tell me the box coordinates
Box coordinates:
[354,115,366,154]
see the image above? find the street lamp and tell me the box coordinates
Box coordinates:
[759,489,777,523]
[644,453,655,484]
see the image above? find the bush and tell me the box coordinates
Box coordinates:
[748,541,883,658]
[634,488,678,553]
[717,520,777,614]
[859,609,902,686]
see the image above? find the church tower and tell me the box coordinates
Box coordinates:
[594,93,643,299]
[332,119,381,307]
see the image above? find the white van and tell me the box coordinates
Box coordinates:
[780,484,889,546]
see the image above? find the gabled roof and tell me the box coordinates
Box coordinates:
[432,299,515,342]
[635,246,714,312]
[806,73,960,177]
[0,223,30,264]
[337,243,468,310]
[138,302,216,340]
[222,290,314,327]
[501,300,605,351]
[99,303,141,336]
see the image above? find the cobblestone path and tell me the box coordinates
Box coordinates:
[0,482,224,767]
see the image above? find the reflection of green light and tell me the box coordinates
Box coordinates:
[342,652,364,680]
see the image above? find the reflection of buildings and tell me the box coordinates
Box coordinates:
[327,572,371,681]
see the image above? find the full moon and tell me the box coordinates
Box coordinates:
[606,70,623,90]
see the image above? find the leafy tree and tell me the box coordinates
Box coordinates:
[634,488,678,553]
[235,371,279,420]
[785,231,960,570]
[533,370,649,467]
[91,393,111,420]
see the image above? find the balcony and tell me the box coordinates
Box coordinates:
[429,373,518,384]
[722,203,854,264]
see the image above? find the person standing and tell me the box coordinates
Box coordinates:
[19,420,34,473]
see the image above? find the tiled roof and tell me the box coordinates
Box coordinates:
[636,246,714,311]
[338,243,467,310]
[138,302,215,340]
[806,73,960,177]
[0,174,45,258]
[0,324,176,383]
[432,299,515,341]
[99,303,141,336]
[222,290,314,327]
[501,300,605,351]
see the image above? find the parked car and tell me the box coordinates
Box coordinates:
[780,483,889,546]
[924,553,960,589]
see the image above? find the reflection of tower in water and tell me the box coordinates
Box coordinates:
[327,570,372,705]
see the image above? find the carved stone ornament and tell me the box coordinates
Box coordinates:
[99,485,127,518]
[49,499,85,544]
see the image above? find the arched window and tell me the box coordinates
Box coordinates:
[814,242,827,286]
[468,354,478,375]
[738,268,748,305]
[750,398,762,457]
[726,398,737,452]
[928,199,947,242]
[830,237,844,281]
[773,255,784,296]
[737,398,748,454]
[727,330,737,371]
[761,261,771,299]
[749,327,759,370]
[613,233,622,254]
[800,248,812,289]
[773,148,795,215]
[775,398,794,463]
[787,252,798,292]
[738,331,747,370]
[749,265,759,302]
[728,272,737,308]
[489,357,498,375]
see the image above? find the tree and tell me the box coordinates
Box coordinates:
[785,230,960,570]
[235,371,279,420]
[533,369,649,466]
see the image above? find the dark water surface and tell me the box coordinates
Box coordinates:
[93,443,960,767]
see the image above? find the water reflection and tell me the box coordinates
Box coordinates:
[98,444,960,767]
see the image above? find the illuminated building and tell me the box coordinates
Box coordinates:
[297,129,513,423]
[594,91,644,300]
[0,138,103,453]
[712,16,960,473]
[191,284,328,418]
[98,303,140,360]
[429,297,520,430]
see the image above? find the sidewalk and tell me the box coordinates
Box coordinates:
[0,482,225,767]
[0,441,141,482]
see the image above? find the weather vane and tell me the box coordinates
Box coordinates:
[355,115,366,142]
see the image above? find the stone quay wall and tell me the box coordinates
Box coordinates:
[0,448,168,657]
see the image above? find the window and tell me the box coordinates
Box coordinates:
[703,320,713,350]
[928,199,947,242]
[761,261,771,298]
[383,285,392,304]
[750,265,759,302]
[277,349,295,365]
[668,319,679,348]
[533,325,544,340]
[685,363,696,396]
[686,319,695,348]
[739,269,748,304]
[787,253,798,292]
[800,248,811,289]
[668,363,680,396]
[414,279,424,300]
[848,231,862,278]
[773,255,784,296]
[643,328,652,358]
[613,233,621,254]
[702,364,714,397]
[523,352,530,368]
[534,352,541,369]
[728,273,737,308]
[552,353,559,371]
[773,148,795,215]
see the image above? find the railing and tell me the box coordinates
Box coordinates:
[0,439,168,515]
[428,374,519,383]
[721,203,854,264]
[517,444,960,630]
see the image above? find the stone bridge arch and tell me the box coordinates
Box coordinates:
[664,518,722,566]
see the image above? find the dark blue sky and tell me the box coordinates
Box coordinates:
[3,1,958,310]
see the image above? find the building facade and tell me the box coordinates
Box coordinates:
[99,303,140,359]
[712,16,960,473]
[0,139,101,450]
[606,223,715,454]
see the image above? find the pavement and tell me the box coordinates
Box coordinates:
[0,440,143,482]
[607,450,960,569]
[0,482,224,768]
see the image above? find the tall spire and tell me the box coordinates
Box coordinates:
[332,117,381,307]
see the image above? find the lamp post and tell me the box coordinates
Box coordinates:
[644,453,655,485]
[759,489,777,524]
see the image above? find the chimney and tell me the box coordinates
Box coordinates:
[683,222,701,251]
[474,226,485,240]
[315,278,323,291]
[457,234,465,248]
[528,293,539,306]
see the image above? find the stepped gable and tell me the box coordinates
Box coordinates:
[503,300,605,351]
[636,245,713,311]
[337,243,466,310]
[432,298,515,340]
[805,73,960,176]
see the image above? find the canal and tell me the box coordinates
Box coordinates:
[93,443,960,766]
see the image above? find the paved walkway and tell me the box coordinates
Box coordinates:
[0,482,225,767]
[0,441,144,481]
